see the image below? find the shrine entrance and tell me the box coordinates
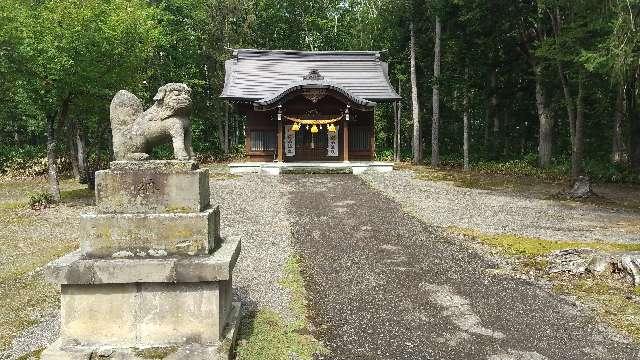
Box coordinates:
[292,125,333,162]
[283,111,344,162]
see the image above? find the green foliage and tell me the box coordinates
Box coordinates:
[27,191,54,210]
[0,0,639,185]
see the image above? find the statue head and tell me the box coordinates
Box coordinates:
[152,83,192,116]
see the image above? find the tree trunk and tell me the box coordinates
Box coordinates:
[558,63,575,148]
[394,79,402,163]
[571,73,585,179]
[431,16,441,167]
[410,22,421,164]
[68,120,80,180]
[630,66,640,171]
[46,112,61,202]
[76,125,88,184]
[463,87,470,171]
[224,103,230,154]
[534,64,553,168]
[612,83,627,164]
[489,69,500,159]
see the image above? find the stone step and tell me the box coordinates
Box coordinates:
[96,160,210,214]
[79,206,220,258]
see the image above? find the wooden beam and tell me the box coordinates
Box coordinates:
[342,120,349,162]
[277,118,283,162]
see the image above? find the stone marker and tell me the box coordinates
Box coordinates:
[41,87,241,360]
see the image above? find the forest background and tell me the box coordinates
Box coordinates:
[1,0,639,195]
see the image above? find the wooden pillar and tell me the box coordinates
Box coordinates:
[342,119,349,162]
[277,106,283,162]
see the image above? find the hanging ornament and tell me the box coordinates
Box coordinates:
[306,125,310,130]
[311,125,319,134]
[292,123,300,132]
[327,124,336,133]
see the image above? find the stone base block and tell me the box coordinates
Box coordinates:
[40,302,241,360]
[96,161,210,214]
[79,207,220,258]
[58,281,232,347]
[47,236,240,285]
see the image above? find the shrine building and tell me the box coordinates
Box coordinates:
[221,49,400,163]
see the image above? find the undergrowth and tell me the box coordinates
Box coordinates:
[235,256,326,360]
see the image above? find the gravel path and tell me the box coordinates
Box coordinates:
[285,174,640,359]
[210,173,294,320]
[361,170,640,244]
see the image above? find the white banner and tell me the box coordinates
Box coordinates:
[327,126,339,157]
[285,125,296,157]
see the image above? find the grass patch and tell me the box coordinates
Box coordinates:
[0,201,26,211]
[554,277,640,341]
[16,347,44,360]
[448,227,640,257]
[452,227,640,342]
[59,188,92,202]
[235,256,326,360]
[209,172,240,181]
[0,273,59,350]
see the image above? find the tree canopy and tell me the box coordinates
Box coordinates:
[1,0,639,184]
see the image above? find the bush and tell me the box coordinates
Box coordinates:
[472,159,566,181]
[584,159,639,184]
[375,148,395,161]
[28,191,54,210]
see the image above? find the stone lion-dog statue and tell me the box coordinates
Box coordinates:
[110,83,194,161]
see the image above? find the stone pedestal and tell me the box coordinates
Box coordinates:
[41,161,241,360]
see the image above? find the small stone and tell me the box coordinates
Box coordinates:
[587,255,614,274]
[547,248,597,275]
[617,253,640,286]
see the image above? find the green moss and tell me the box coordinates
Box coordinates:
[209,173,240,181]
[59,188,92,201]
[554,278,640,341]
[164,206,191,214]
[0,201,26,211]
[133,346,178,359]
[16,347,44,360]
[235,256,327,360]
[449,227,640,257]
[451,227,640,342]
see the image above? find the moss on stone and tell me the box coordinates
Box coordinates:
[133,346,178,359]
[164,206,191,214]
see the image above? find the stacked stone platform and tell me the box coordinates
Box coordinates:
[41,161,240,360]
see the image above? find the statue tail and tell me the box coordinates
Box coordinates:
[110,90,143,158]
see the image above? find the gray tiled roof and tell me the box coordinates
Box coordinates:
[220,49,401,103]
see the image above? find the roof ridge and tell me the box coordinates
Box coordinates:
[234,49,381,56]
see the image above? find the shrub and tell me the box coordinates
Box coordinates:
[28,191,54,210]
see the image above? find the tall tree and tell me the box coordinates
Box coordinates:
[431,15,441,166]
[410,21,422,164]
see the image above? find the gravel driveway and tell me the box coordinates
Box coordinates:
[285,174,640,359]
[362,170,640,244]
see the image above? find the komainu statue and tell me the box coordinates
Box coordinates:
[110,83,194,161]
